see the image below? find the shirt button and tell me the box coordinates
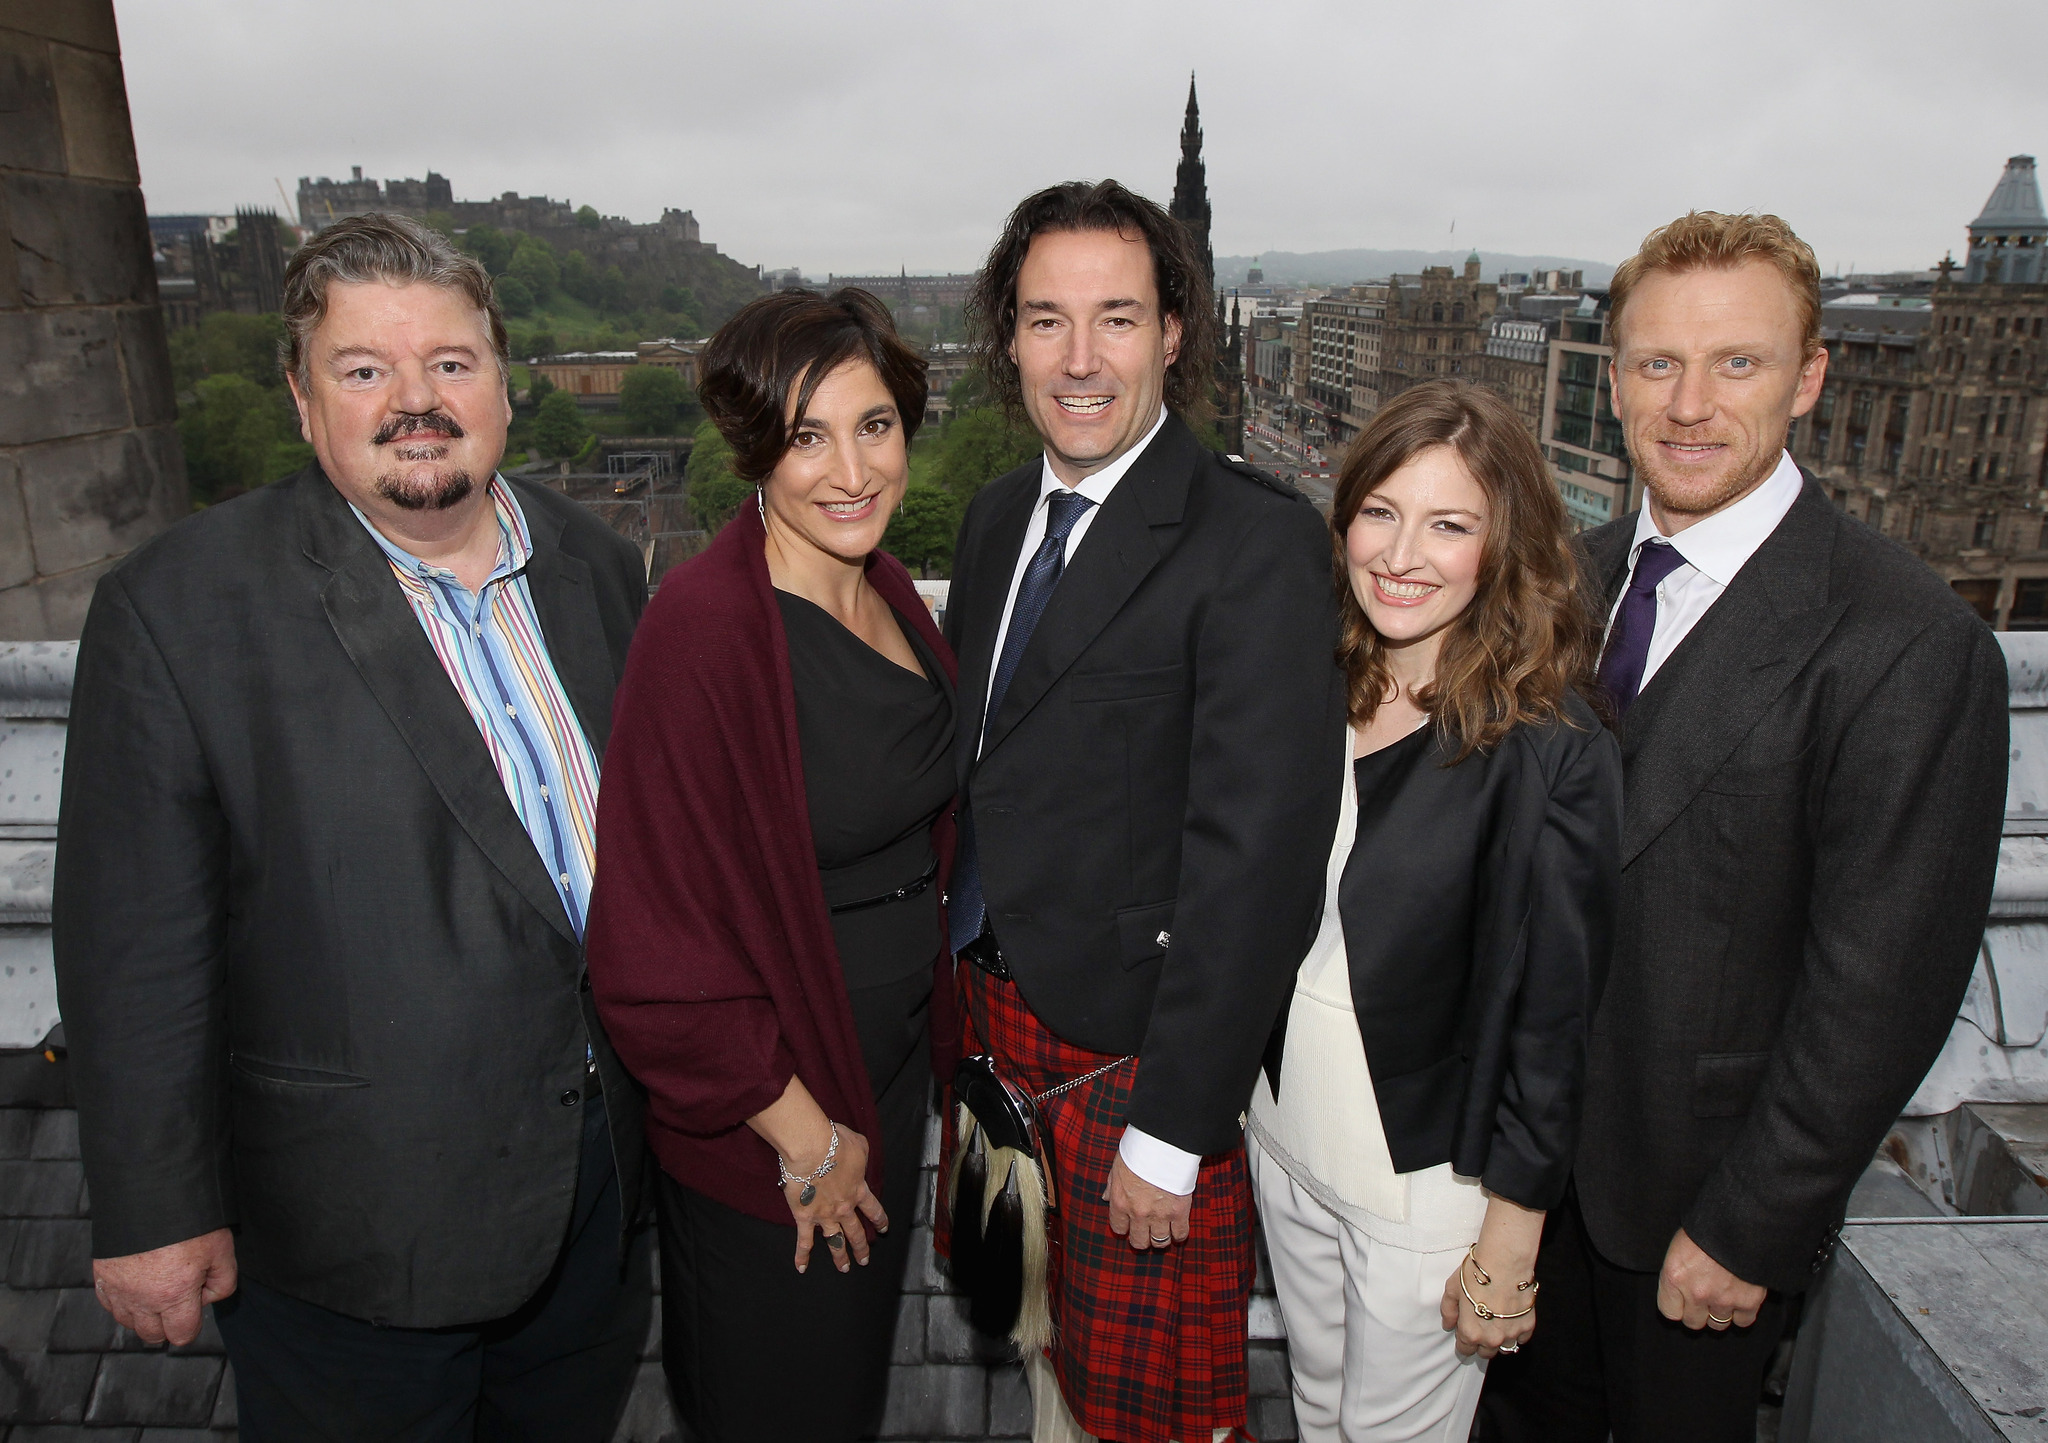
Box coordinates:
[559,872,571,887]
[539,785,550,800]
[560,1090,581,1107]
[505,704,517,719]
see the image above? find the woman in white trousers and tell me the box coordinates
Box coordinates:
[1247,380,1621,1442]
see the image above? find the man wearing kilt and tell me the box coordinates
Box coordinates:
[943,179,1346,1443]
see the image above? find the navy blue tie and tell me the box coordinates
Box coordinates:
[1597,539,1688,717]
[949,490,1096,952]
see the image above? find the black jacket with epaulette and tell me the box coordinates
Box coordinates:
[944,413,1348,1156]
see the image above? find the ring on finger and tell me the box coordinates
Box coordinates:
[1497,1342,1520,1353]
[1149,1233,1172,1245]
[1707,1312,1732,1325]
[825,1233,846,1251]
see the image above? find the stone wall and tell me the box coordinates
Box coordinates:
[0,0,185,641]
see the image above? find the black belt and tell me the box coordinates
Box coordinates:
[958,926,1011,981]
[828,856,940,915]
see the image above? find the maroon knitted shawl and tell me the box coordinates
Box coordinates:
[586,502,959,1223]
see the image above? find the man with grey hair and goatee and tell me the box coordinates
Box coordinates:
[55,213,652,1440]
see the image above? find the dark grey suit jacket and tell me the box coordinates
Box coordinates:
[945,415,1348,1156]
[53,465,648,1328]
[1573,474,2007,1292]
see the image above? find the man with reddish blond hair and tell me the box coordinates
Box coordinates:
[1479,211,2008,1441]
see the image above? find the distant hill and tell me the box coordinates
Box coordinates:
[1215,249,1615,289]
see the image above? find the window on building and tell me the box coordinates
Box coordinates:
[1452,303,1465,323]
[1850,433,1867,467]
[2013,578,2048,627]
[1851,391,1873,429]
[1812,425,1831,458]
[1997,396,2012,436]
[1910,507,1924,541]
[1431,303,1444,322]
[1869,501,1885,532]
[1974,512,1998,547]
[1885,439,1903,474]
[1818,391,1837,422]
[1969,457,1982,482]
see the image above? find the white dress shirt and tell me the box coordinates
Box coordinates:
[1612,450,1804,690]
[976,407,1199,1195]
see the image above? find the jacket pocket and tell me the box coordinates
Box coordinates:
[1115,899,1177,971]
[1691,1051,1771,1118]
[230,1054,370,1089]
[1070,664,1186,703]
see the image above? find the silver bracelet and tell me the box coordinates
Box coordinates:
[776,1121,839,1205]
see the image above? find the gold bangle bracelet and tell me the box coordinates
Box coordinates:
[1462,1243,1540,1321]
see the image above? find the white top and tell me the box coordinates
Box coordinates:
[1614,451,1803,690]
[1247,726,1490,1253]
[974,407,1198,1196]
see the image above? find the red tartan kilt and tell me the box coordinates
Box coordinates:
[939,961,1252,1443]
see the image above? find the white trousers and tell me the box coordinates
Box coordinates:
[1248,1136,1486,1443]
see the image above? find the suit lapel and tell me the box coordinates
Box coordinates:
[1618,484,1848,866]
[980,419,1196,755]
[518,496,616,759]
[955,470,1038,779]
[297,472,579,945]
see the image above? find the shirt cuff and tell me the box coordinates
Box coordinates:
[1118,1126,1200,1196]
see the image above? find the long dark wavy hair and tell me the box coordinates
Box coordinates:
[966,180,1216,418]
[1332,380,1607,761]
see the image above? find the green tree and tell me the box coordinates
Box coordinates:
[559,249,598,304]
[460,225,513,276]
[597,264,630,313]
[508,238,559,299]
[419,210,456,238]
[527,370,556,407]
[177,373,313,504]
[686,419,750,534]
[932,407,1041,501]
[532,390,591,458]
[169,311,288,392]
[496,275,536,316]
[617,367,689,434]
[659,284,696,314]
[526,330,557,359]
[883,482,962,577]
[575,204,601,229]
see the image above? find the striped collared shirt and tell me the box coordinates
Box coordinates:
[350,477,602,937]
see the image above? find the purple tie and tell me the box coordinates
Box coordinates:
[1598,539,1688,717]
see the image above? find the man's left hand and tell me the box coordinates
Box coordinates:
[1658,1227,1767,1330]
[1104,1154,1192,1251]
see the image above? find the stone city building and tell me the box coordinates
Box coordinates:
[1299,287,1386,450]
[1808,156,2048,628]
[0,0,186,640]
[1537,292,1636,533]
[1377,255,1500,406]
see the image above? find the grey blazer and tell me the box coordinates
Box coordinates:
[53,466,648,1328]
[1571,474,2007,1292]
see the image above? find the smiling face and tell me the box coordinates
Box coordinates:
[1344,444,1490,666]
[1610,261,1827,532]
[287,280,510,515]
[759,358,909,567]
[1009,227,1182,485]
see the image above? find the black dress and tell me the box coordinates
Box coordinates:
[655,589,955,1443]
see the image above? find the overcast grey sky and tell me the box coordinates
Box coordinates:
[116,0,2048,279]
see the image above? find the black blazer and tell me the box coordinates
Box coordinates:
[1573,475,2008,1293]
[1266,692,1622,1211]
[945,415,1347,1157]
[53,466,649,1328]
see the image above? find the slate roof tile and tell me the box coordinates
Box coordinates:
[84,1353,224,1428]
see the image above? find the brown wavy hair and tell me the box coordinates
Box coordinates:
[1332,380,1606,761]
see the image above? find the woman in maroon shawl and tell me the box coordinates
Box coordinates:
[585,289,957,1442]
